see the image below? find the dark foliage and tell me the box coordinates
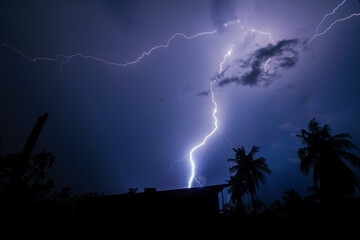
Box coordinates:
[0,151,55,201]
[1,117,360,237]
[297,118,360,201]
[227,146,271,209]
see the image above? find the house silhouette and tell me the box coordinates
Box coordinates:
[75,184,228,230]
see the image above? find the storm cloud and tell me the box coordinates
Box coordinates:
[218,39,300,87]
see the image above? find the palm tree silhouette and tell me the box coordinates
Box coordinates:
[227,146,271,208]
[297,118,360,201]
[282,189,302,206]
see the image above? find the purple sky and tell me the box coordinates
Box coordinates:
[1,0,360,202]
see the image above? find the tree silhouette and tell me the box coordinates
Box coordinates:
[0,150,55,201]
[0,114,55,202]
[227,146,271,209]
[282,189,302,206]
[297,118,360,201]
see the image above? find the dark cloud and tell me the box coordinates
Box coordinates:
[217,77,240,87]
[218,39,299,87]
[197,90,210,97]
[210,0,237,32]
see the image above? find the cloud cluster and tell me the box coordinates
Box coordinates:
[197,90,210,97]
[217,39,300,88]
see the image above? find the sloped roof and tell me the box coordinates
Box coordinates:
[92,184,229,201]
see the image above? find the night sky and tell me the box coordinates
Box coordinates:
[1,0,360,203]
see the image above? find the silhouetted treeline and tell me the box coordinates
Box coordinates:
[221,118,360,238]
[1,116,360,237]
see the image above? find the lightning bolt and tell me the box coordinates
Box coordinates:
[305,0,360,47]
[315,0,346,34]
[1,30,217,74]
[0,18,273,74]
[187,45,233,188]
[263,58,272,73]
[250,28,275,44]
[1,18,273,76]
[186,20,277,188]
[219,45,235,73]
[187,80,218,188]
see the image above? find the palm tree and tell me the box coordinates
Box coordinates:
[297,118,360,201]
[227,146,271,208]
[227,175,248,208]
[282,189,302,206]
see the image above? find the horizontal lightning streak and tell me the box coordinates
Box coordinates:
[306,13,360,46]
[315,0,346,34]
[250,29,275,44]
[305,0,360,47]
[119,31,217,67]
[1,30,217,73]
[1,18,274,76]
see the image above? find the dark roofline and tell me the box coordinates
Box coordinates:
[157,184,229,194]
[93,184,229,199]
[140,183,229,195]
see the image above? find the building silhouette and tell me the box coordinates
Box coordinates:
[75,184,228,230]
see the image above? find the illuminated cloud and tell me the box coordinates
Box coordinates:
[218,39,300,87]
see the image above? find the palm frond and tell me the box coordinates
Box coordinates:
[337,150,360,169]
[298,148,314,175]
[227,157,238,163]
[249,146,260,158]
[332,138,359,151]
[229,164,240,174]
